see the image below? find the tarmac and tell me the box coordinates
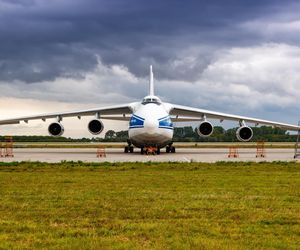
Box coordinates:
[0,148,299,163]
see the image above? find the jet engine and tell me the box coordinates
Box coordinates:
[88,119,104,135]
[236,126,253,142]
[197,121,214,137]
[48,122,64,137]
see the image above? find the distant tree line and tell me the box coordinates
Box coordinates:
[173,126,297,142]
[0,135,92,143]
[103,126,298,142]
[1,126,297,142]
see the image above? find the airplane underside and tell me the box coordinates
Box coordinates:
[130,135,172,148]
[125,129,175,154]
[129,127,173,147]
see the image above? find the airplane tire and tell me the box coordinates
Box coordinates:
[129,146,134,153]
[166,146,170,153]
[124,146,129,153]
[157,148,160,155]
[171,147,176,153]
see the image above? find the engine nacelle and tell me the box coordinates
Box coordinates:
[197,121,214,137]
[88,119,104,135]
[236,126,253,142]
[48,122,64,137]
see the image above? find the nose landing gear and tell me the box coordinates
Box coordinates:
[141,146,160,155]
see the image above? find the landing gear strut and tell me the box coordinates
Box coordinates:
[166,143,175,153]
[124,140,134,153]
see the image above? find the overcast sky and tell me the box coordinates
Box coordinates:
[1,0,300,137]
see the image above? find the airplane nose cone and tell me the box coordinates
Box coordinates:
[144,118,158,134]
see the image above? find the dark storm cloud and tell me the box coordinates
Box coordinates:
[0,0,299,82]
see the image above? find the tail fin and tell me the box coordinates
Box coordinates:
[149,65,154,96]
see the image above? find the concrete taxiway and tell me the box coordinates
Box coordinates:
[0,148,299,162]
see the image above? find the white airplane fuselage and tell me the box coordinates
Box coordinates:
[128,96,173,148]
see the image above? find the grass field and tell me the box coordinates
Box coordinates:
[0,161,299,249]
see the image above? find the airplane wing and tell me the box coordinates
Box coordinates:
[171,117,202,122]
[0,103,135,125]
[169,104,300,131]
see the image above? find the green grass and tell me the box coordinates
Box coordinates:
[0,161,299,249]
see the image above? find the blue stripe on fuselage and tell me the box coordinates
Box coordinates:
[158,115,173,128]
[132,114,145,121]
[129,126,144,129]
[129,114,145,128]
[158,115,169,121]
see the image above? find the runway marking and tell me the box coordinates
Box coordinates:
[183,157,190,162]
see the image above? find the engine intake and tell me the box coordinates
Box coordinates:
[197,121,214,137]
[48,122,64,137]
[88,119,104,135]
[236,126,253,142]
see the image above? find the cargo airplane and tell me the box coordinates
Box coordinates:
[0,66,299,154]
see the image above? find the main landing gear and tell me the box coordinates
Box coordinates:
[166,143,176,153]
[124,140,134,153]
[124,141,176,155]
[141,143,175,154]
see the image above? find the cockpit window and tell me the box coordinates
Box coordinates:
[142,97,161,105]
